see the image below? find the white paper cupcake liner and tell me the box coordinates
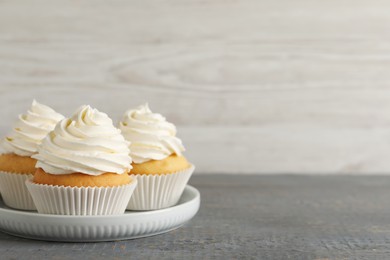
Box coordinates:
[127,164,195,211]
[0,171,36,210]
[26,178,137,216]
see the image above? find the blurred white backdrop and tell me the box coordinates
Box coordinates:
[1,0,390,174]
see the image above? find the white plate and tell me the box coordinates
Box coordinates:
[0,185,200,242]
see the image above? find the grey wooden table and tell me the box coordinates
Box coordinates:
[1,175,389,259]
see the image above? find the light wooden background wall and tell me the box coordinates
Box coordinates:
[1,0,390,174]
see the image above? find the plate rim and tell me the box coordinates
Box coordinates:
[0,225,185,243]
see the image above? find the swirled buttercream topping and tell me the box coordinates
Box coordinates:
[119,103,185,164]
[2,100,64,156]
[33,105,132,175]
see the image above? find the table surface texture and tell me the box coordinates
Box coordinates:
[1,174,390,259]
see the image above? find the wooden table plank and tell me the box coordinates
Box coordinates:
[1,175,390,259]
[1,0,390,174]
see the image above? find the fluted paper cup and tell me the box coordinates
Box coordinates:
[0,171,36,210]
[127,164,195,211]
[26,178,137,215]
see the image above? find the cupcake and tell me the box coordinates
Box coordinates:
[0,100,64,210]
[119,103,194,210]
[26,105,137,215]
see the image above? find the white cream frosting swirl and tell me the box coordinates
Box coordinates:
[33,105,132,175]
[1,100,64,156]
[119,103,185,164]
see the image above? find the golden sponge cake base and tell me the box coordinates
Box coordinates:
[0,153,36,174]
[131,155,190,175]
[34,168,131,188]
